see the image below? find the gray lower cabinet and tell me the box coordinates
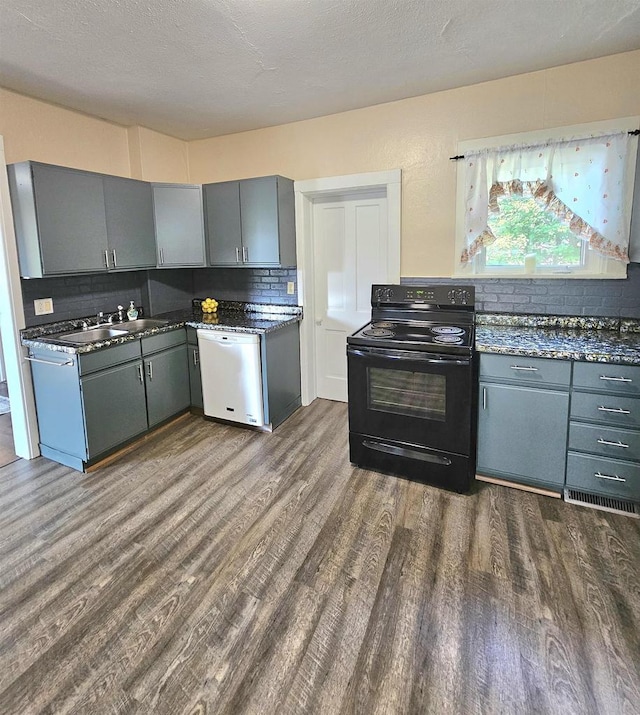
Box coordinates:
[477,354,571,491]
[82,359,148,457]
[204,175,296,267]
[29,329,190,471]
[144,344,190,427]
[567,362,640,504]
[153,184,206,267]
[261,321,302,428]
[186,328,203,409]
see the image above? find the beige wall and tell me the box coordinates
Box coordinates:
[0,88,189,182]
[127,126,190,183]
[188,50,640,277]
[0,88,131,176]
[1,51,639,276]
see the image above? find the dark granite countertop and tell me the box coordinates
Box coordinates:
[476,314,640,366]
[21,302,302,355]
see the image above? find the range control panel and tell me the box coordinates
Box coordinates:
[371,284,474,307]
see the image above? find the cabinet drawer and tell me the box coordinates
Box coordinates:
[78,340,142,375]
[566,452,640,501]
[142,328,186,356]
[480,353,571,387]
[571,391,640,429]
[573,362,640,397]
[568,422,640,462]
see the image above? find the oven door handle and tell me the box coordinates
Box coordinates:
[363,440,453,465]
[348,346,471,366]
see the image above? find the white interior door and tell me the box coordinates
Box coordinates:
[313,189,388,401]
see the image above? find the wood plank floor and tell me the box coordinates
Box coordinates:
[0,399,638,714]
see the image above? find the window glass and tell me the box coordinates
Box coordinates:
[368,367,446,421]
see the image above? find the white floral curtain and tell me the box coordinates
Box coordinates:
[461,132,633,264]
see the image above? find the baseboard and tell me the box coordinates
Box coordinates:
[475,473,562,498]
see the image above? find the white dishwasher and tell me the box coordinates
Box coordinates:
[197,329,265,426]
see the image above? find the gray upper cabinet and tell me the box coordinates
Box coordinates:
[153,183,206,267]
[103,175,157,270]
[9,162,109,277]
[204,180,242,266]
[204,175,296,268]
[8,161,161,277]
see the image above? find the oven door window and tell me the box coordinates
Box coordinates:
[368,367,446,421]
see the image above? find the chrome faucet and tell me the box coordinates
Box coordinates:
[108,305,125,323]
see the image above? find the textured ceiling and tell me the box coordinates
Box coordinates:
[1,0,639,140]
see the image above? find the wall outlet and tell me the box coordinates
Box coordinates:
[287,281,295,295]
[34,298,54,315]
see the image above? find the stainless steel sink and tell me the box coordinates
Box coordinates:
[56,327,129,344]
[116,318,168,330]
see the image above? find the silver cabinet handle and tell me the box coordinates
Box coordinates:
[597,438,629,448]
[482,387,487,410]
[159,247,165,265]
[104,249,110,268]
[112,249,117,267]
[25,355,74,367]
[510,365,539,371]
[137,364,144,383]
[600,375,632,383]
[235,246,241,263]
[594,471,626,483]
[243,246,248,262]
[193,349,199,367]
[598,406,631,415]
[147,362,153,380]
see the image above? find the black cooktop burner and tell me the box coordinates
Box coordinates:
[371,321,396,329]
[362,327,395,338]
[431,326,464,335]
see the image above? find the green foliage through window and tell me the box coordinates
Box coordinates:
[486,196,583,267]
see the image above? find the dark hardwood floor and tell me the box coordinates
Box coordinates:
[0,399,638,714]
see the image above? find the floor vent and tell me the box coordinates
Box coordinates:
[564,489,640,518]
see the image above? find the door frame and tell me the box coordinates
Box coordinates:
[0,135,40,458]
[294,169,401,405]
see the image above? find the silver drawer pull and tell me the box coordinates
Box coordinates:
[596,438,629,448]
[510,365,539,371]
[594,471,626,483]
[25,355,74,367]
[598,406,631,415]
[599,375,632,383]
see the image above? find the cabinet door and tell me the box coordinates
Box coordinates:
[153,185,205,267]
[145,344,190,427]
[82,360,148,458]
[103,176,156,269]
[240,176,281,266]
[188,345,203,409]
[204,181,242,266]
[477,382,569,488]
[32,163,108,274]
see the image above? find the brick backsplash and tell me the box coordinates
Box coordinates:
[402,262,640,318]
[193,267,298,305]
[21,267,299,327]
[21,272,147,327]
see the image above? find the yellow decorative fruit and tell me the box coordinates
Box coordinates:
[201,297,218,313]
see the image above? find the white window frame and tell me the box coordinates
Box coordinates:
[453,117,639,279]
